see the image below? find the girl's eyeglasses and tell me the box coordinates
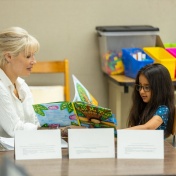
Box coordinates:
[135,84,151,92]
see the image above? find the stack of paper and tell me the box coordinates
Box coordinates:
[0,137,14,151]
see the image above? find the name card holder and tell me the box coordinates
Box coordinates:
[117,130,164,159]
[15,130,62,160]
[68,128,115,159]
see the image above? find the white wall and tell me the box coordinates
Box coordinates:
[0,0,176,107]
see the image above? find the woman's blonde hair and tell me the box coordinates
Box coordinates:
[0,27,40,68]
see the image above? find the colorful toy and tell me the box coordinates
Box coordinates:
[103,51,124,75]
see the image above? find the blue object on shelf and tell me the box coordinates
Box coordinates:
[122,48,154,79]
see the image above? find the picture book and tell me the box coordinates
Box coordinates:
[72,75,98,106]
[33,75,117,131]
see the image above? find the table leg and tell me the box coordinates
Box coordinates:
[108,80,133,129]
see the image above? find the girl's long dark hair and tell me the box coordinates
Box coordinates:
[127,63,175,137]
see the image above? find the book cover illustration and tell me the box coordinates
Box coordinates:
[33,101,79,128]
[33,75,117,130]
[72,75,98,106]
[74,101,116,129]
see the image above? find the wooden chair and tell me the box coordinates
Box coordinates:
[30,59,70,103]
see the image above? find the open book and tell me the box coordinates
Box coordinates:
[33,75,117,131]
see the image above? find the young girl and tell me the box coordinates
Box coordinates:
[0,27,40,137]
[126,63,175,138]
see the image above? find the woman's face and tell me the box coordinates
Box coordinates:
[9,51,36,77]
[138,74,151,103]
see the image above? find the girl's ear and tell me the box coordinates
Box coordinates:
[4,53,12,63]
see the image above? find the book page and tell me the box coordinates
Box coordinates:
[73,101,117,136]
[0,137,14,151]
[72,75,98,105]
[33,102,79,127]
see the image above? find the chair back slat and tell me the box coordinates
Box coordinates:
[31,59,70,101]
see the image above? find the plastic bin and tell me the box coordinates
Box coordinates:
[165,48,176,77]
[96,25,159,75]
[122,48,154,78]
[143,47,176,79]
[166,48,176,57]
[164,43,176,48]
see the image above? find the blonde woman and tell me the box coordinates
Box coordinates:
[0,27,40,137]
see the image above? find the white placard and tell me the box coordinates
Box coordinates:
[15,130,62,160]
[117,130,164,159]
[68,128,115,159]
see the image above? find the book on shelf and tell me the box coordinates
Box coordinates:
[33,75,117,133]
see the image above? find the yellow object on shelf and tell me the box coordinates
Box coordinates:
[143,47,176,79]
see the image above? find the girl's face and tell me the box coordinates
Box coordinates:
[138,74,151,103]
[8,51,36,77]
